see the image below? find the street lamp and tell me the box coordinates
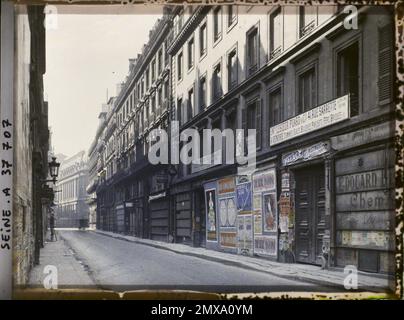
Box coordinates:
[43,157,60,184]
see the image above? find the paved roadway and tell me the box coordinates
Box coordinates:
[59,230,337,293]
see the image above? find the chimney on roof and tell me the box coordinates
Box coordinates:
[116,82,124,96]
[129,58,136,73]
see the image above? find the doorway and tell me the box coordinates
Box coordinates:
[294,164,326,265]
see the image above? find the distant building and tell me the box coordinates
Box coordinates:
[54,151,90,228]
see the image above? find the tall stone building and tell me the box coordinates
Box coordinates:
[1,2,52,289]
[54,151,90,228]
[89,5,396,275]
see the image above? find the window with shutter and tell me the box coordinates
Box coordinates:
[378,24,394,105]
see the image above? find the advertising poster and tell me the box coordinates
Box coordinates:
[253,194,262,212]
[236,182,252,213]
[205,188,218,241]
[218,177,237,249]
[219,197,237,228]
[237,215,253,256]
[220,232,237,248]
[252,169,276,193]
[279,192,291,233]
[218,177,235,195]
[263,192,277,232]
[254,235,278,257]
[254,214,262,234]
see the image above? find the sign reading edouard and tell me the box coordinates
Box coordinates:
[270,94,350,146]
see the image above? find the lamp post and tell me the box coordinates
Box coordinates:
[43,156,60,184]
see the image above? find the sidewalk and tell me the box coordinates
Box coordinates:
[93,229,395,293]
[28,232,95,288]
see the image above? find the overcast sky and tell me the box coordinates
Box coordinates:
[45,5,162,159]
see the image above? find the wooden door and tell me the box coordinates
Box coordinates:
[295,165,325,265]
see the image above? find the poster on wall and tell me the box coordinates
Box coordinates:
[237,215,253,255]
[254,235,277,257]
[218,177,236,195]
[263,192,277,232]
[253,169,276,193]
[236,182,252,213]
[279,192,291,233]
[254,214,262,234]
[205,189,217,241]
[220,231,237,248]
[219,197,237,228]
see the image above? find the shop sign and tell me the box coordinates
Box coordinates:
[336,169,391,194]
[336,190,395,212]
[270,94,349,146]
[254,235,277,257]
[331,121,393,151]
[282,142,329,167]
[337,230,395,251]
[148,192,166,202]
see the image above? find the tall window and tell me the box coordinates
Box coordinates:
[298,67,316,113]
[200,23,207,57]
[151,60,156,83]
[243,99,261,150]
[177,51,183,81]
[337,42,359,116]
[146,69,150,91]
[199,76,207,111]
[247,27,259,76]
[188,87,194,122]
[157,87,163,116]
[212,62,222,101]
[213,6,222,42]
[188,37,195,70]
[268,87,282,127]
[270,7,282,59]
[177,97,183,124]
[158,49,163,75]
[228,5,237,27]
[299,6,316,38]
[227,48,237,90]
[151,95,156,122]
[164,80,169,100]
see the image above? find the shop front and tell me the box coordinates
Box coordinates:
[331,121,395,274]
[149,191,170,242]
[279,141,331,265]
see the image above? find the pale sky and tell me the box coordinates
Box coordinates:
[45,5,162,159]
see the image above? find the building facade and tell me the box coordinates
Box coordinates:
[1,3,52,286]
[90,5,395,275]
[54,151,90,228]
[92,10,172,239]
